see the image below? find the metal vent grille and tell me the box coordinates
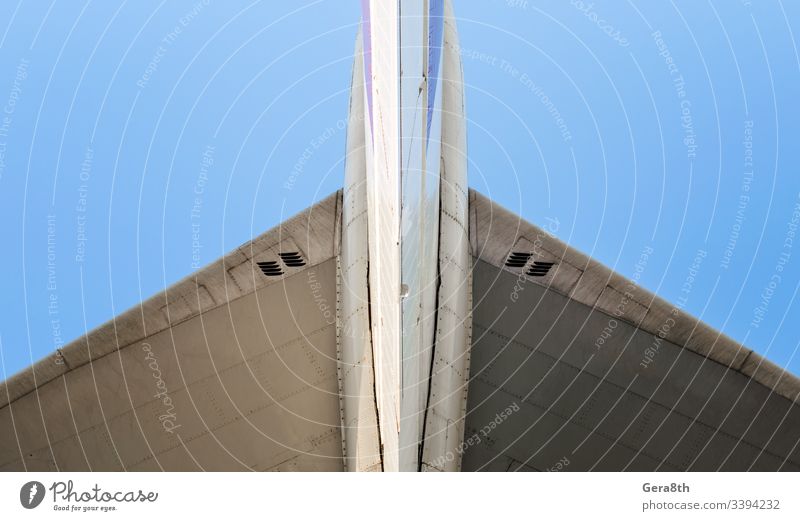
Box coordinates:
[526,261,555,277]
[257,261,283,277]
[505,250,557,277]
[255,251,308,278]
[505,252,532,268]
[279,252,306,267]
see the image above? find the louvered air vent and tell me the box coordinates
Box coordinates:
[255,251,307,278]
[257,261,283,277]
[505,252,532,268]
[526,261,555,277]
[279,252,306,267]
[505,251,557,277]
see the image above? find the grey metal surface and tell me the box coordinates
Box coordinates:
[0,195,343,471]
[399,0,442,472]
[362,0,402,472]
[464,192,800,471]
[419,0,472,472]
[339,26,382,472]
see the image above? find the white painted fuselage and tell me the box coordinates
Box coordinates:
[340,0,471,471]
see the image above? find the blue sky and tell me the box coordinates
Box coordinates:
[1,0,799,379]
